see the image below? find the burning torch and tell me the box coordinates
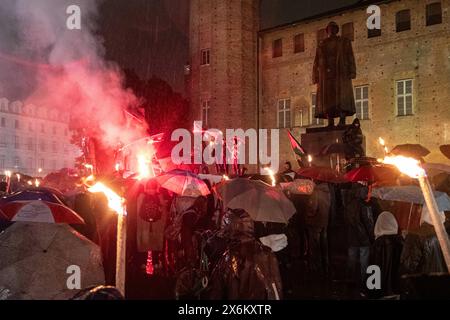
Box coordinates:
[88,182,127,296]
[383,155,450,272]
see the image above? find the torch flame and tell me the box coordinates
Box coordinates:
[4,170,11,178]
[35,179,40,187]
[115,163,120,172]
[264,167,276,187]
[223,175,230,181]
[383,155,426,179]
[308,155,313,163]
[378,137,385,146]
[27,180,33,186]
[88,182,125,216]
[137,154,151,180]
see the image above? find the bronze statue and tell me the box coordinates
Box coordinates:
[313,21,357,127]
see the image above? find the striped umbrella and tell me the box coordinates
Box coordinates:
[0,190,84,224]
[155,169,210,197]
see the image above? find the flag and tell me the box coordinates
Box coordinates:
[287,130,307,157]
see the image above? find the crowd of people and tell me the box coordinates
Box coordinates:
[61,159,450,300]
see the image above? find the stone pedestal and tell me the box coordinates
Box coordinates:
[301,125,365,169]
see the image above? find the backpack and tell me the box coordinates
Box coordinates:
[138,193,162,223]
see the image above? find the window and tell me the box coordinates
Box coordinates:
[368,27,381,38]
[317,29,327,43]
[52,141,57,153]
[396,10,411,32]
[0,136,7,148]
[342,22,354,41]
[14,157,20,168]
[0,155,5,169]
[396,79,413,116]
[27,158,33,170]
[40,140,46,152]
[64,128,68,136]
[39,159,44,169]
[27,137,33,151]
[15,119,19,129]
[14,136,19,149]
[426,2,442,26]
[201,100,210,127]
[355,86,370,120]
[294,34,305,53]
[1,118,5,128]
[29,122,33,132]
[63,161,68,168]
[0,98,8,112]
[52,160,57,170]
[272,39,283,58]
[52,126,57,135]
[201,49,210,66]
[41,123,45,133]
[311,93,324,126]
[277,99,291,128]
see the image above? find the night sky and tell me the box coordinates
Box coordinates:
[100,0,358,95]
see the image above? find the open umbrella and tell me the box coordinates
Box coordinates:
[0,190,84,224]
[344,165,400,183]
[423,163,450,176]
[391,144,430,159]
[440,145,450,160]
[348,156,379,166]
[371,186,450,211]
[297,166,347,183]
[215,178,296,224]
[0,222,104,300]
[155,169,210,197]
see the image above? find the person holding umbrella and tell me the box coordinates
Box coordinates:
[207,208,283,300]
[400,207,448,276]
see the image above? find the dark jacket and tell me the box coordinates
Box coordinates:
[343,185,376,247]
[369,235,404,298]
[208,240,282,300]
[208,209,282,300]
[305,183,331,228]
[400,223,448,276]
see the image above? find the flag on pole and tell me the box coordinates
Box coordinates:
[287,130,307,157]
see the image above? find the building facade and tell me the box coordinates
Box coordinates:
[0,97,80,176]
[190,0,450,172]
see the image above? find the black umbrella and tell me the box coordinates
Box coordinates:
[440,145,450,160]
[391,144,430,158]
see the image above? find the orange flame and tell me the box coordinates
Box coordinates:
[35,179,40,187]
[137,154,152,180]
[88,182,125,216]
[264,167,276,187]
[223,175,230,181]
[383,155,426,179]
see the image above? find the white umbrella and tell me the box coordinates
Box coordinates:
[0,223,104,300]
[372,185,450,211]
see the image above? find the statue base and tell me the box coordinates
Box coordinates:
[301,125,365,170]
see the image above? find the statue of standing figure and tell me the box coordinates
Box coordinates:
[313,21,357,127]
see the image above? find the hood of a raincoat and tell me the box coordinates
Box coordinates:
[220,208,254,241]
[420,206,445,226]
[374,211,398,240]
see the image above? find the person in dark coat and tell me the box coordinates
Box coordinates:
[400,207,448,276]
[312,21,357,127]
[208,209,283,300]
[343,183,377,293]
[369,212,404,298]
[305,182,331,277]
